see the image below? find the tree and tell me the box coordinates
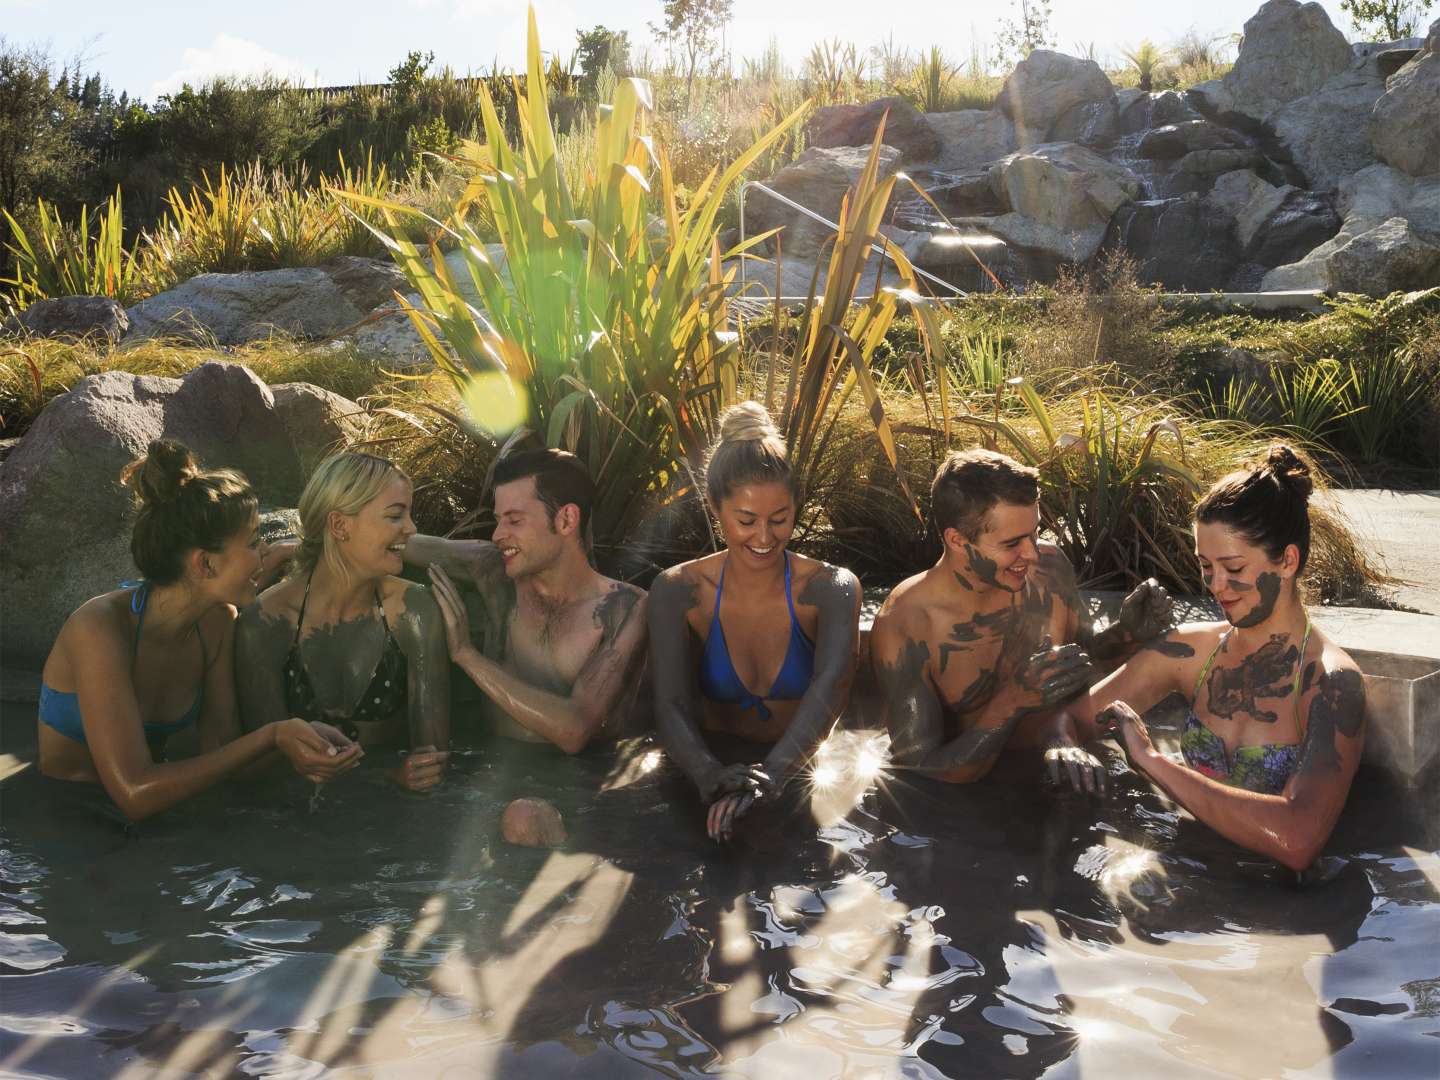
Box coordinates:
[576,25,631,97]
[1340,0,1434,41]
[995,0,1055,67]
[0,40,84,232]
[650,0,733,99]
[387,50,434,99]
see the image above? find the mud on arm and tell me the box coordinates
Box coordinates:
[1132,664,1365,872]
[235,601,298,732]
[397,584,451,751]
[649,568,723,794]
[761,565,860,783]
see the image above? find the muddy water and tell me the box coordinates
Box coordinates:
[1,714,1437,1078]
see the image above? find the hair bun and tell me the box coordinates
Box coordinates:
[1264,444,1313,501]
[718,401,779,444]
[124,439,198,505]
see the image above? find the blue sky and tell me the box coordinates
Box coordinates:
[2,1,1363,102]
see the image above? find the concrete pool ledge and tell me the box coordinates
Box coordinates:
[4,604,1434,780]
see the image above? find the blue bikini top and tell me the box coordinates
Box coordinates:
[699,552,816,721]
[39,582,205,747]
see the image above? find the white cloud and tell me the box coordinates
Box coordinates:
[148,34,314,98]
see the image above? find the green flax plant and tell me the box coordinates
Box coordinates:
[1,191,149,311]
[1267,358,1357,446]
[337,7,807,570]
[957,380,1207,589]
[754,123,954,542]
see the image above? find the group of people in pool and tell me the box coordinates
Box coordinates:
[36,400,1367,872]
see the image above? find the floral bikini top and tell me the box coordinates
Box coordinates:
[283,570,407,741]
[1180,618,1311,795]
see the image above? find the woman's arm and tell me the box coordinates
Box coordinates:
[235,598,297,732]
[760,565,860,781]
[70,609,359,820]
[1060,626,1199,741]
[199,605,242,752]
[393,583,451,792]
[1114,662,1366,872]
[649,568,732,796]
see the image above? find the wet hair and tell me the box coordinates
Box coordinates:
[705,401,791,509]
[295,452,409,582]
[493,449,595,536]
[931,448,1039,541]
[1195,443,1313,573]
[121,439,258,586]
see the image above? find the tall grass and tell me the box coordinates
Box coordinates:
[1,191,149,311]
[337,9,810,574]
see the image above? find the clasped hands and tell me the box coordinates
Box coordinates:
[701,762,781,842]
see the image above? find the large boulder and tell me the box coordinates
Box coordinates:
[1220,1,1353,121]
[1107,195,1243,290]
[995,50,1116,144]
[1261,164,1440,292]
[923,110,1017,172]
[1268,62,1388,189]
[0,362,363,667]
[1370,19,1440,176]
[126,268,369,345]
[984,143,1142,267]
[1204,169,1293,249]
[807,96,940,162]
[1,296,129,343]
[746,143,904,258]
[1326,216,1440,293]
[1138,120,1251,160]
[1247,189,1342,266]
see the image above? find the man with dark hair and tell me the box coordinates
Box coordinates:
[870,448,1173,790]
[404,449,647,753]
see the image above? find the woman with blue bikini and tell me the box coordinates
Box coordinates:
[1064,446,1366,873]
[649,402,861,841]
[37,440,363,822]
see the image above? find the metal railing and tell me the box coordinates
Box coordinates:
[736,179,1002,302]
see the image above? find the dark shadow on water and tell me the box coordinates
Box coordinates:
[2,703,1438,1078]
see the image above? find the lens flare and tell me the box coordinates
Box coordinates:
[461,371,528,437]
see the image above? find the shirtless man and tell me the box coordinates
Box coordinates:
[870,449,1173,792]
[406,449,648,754]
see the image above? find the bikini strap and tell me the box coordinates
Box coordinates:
[128,580,149,660]
[1192,628,1230,701]
[783,551,799,624]
[293,568,314,648]
[1292,614,1313,738]
[712,559,727,624]
[373,584,396,643]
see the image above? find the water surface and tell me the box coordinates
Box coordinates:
[1,707,1437,1078]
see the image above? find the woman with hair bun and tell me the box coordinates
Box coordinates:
[649,401,861,841]
[236,452,451,792]
[1063,445,1367,873]
[36,440,363,822]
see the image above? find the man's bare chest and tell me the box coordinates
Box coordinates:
[503,608,600,692]
[927,591,1063,715]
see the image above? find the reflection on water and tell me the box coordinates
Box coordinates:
[1,721,1437,1078]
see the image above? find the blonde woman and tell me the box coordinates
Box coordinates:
[649,402,861,841]
[237,453,451,792]
[37,440,361,822]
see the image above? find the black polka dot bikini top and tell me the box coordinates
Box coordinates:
[283,570,408,739]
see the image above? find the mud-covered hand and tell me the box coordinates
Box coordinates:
[698,761,774,805]
[1117,578,1175,644]
[1016,637,1095,710]
[427,565,478,665]
[1044,741,1107,795]
[274,718,363,783]
[1097,700,1155,765]
[390,744,450,793]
